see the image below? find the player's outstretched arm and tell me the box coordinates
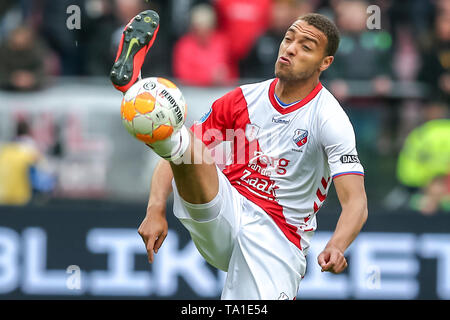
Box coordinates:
[138,159,173,263]
[318,174,368,273]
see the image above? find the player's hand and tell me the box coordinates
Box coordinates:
[317,246,348,274]
[138,203,168,263]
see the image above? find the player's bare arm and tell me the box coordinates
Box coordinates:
[138,159,172,263]
[138,132,220,263]
[318,174,368,273]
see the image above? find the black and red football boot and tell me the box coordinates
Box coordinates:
[110,10,160,92]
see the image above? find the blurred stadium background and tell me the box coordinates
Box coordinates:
[0,0,449,300]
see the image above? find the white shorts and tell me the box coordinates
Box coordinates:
[172,167,307,300]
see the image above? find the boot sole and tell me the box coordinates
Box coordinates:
[110,10,160,89]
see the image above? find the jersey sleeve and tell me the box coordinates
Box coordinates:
[320,109,364,179]
[190,87,244,148]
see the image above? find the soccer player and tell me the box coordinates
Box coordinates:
[112,11,368,299]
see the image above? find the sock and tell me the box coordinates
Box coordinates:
[147,125,190,162]
[180,183,223,222]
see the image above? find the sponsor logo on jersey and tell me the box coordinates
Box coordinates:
[245,123,261,142]
[293,129,308,147]
[272,116,290,125]
[239,169,279,199]
[340,155,360,164]
[199,108,212,123]
[248,151,290,176]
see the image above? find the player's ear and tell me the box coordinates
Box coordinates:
[319,55,334,72]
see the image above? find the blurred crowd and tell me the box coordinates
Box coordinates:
[0,0,447,94]
[0,0,449,213]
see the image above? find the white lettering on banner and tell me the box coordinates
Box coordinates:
[0,227,449,298]
[152,233,219,297]
[22,228,84,295]
[0,228,19,293]
[418,234,450,299]
[351,233,419,299]
[365,265,381,290]
[66,265,82,290]
[86,228,152,296]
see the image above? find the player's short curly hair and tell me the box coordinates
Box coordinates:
[298,13,340,57]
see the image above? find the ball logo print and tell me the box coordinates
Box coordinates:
[120,77,187,145]
[143,81,156,91]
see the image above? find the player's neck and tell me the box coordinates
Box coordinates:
[275,77,320,105]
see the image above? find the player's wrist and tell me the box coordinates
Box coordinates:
[324,242,346,254]
[146,200,167,216]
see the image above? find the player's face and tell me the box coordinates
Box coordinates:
[275,20,333,81]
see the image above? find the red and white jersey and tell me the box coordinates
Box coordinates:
[191,78,364,252]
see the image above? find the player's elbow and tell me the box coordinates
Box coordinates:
[362,203,368,226]
[345,196,368,226]
[359,196,368,226]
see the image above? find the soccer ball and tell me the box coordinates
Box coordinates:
[120,77,187,144]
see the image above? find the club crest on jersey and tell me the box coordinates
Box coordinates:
[293,129,308,147]
[245,123,261,142]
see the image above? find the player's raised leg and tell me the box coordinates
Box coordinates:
[169,132,219,205]
[114,10,224,266]
[120,76,220,206]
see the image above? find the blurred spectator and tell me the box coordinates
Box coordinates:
[322,0,394,155]
[0,119,41,206]
[436,0,450,16]
[39,0,84,75]
[396,114,450,215]
[240,0,314,79]
[82,0,120,76]
[214,0,272,66]
[0,0,15,18]
[0,26,48,91]
[172,3,237,86]
[0,0,17,43]
[325,0,393,88]
[386,0,435,41]
[418,11,450,105]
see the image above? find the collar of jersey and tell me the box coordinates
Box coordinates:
[268,78,323,115]
[274,93,300,108]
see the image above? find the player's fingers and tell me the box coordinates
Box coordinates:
[153,231,167,253]
[322,261,334,272]
[332,257,348,274]
[317,252,329,268]
[146,235,157,263]
[328,252,346,273]
[137,223,149,243]
[321,250,344,272]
